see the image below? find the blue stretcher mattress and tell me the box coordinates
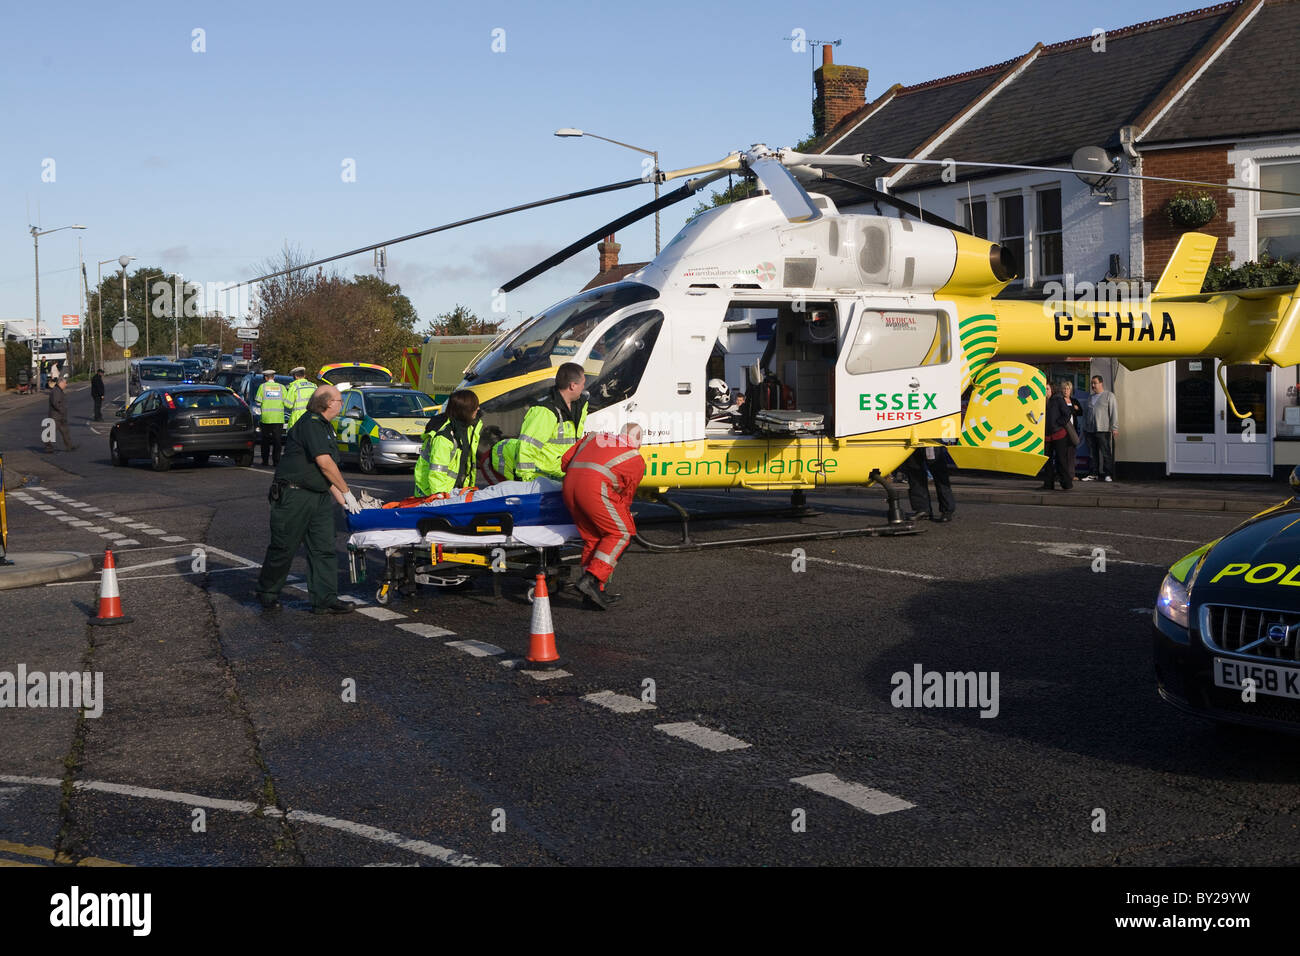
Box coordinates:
[346,486,574,534]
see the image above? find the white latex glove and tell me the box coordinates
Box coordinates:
[342,491,362,515]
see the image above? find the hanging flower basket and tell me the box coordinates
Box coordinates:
[1166,191,1218,229]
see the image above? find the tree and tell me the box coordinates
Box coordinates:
[251,246,422,376]
[424,304,501,336]
[688,176,759,222]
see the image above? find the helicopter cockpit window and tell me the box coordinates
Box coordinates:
[844,310,951,375]
[463,282,658,387]
[584,311,664,412]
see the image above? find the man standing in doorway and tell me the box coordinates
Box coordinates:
[91,369,105,421]
[1081,375,1118,482]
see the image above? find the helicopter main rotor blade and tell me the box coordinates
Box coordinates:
[656,153,742,184]
[746,158,822,223]
[805,170,970,234]
[867,155,1300,199]
[500,170,729,293]
[223,177,648,292]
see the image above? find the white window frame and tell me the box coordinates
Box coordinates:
[1033,184,1064,284]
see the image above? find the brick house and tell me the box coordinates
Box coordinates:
[809,0,1300,478]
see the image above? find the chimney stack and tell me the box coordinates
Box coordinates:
[813,46,868,138]
[597,234,621,274]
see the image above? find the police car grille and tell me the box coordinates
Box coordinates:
[1205,605,1300,662]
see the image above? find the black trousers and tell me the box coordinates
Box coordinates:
[261,422,285,465]
[903,448,955,516]
[92,396,103,420]
[1088,431,1114,478]
[1042,436,1075,489]
[256,486,338,609]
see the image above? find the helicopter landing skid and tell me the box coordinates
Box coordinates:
[632,473,919,552]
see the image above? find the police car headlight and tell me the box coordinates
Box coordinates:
[1156,573,1191,628]
[377,426,404,441]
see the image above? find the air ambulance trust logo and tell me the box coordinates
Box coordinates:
[755,261,776,282]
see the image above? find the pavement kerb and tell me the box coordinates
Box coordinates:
[954,487,1277,514]
[0,551,94,589]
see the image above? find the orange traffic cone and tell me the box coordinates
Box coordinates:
[89,548,133,626]
[526,573,559,664]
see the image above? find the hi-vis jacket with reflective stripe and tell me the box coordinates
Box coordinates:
[285,378,316,427]
[516,390,588,481]
[487,437,520,483]
[415,417,483,496]
[561,433,646,507]
[256,381,287,424]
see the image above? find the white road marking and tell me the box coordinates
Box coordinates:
[72,503,95,510]
[115,539,141,547]
[47,567,251,586]
[582,691,655,713]
[110,516,134,524]
[126,522,152,530]
[54,515,76,522]
[747,548,940,581]
[654,722,751,752]
[790,773,915,815]
[68,520,91,527]
[356,606,406,621]
[198,544,261,570]
[523,668,572,681]
[287,584,309,592]
[338,595,368,605]
[0,774,491,867]
[101,533,125,541]
[1011,540,1160,567]
[445,640,505,657]
[142,528,167,536]
[396,623,457,638]
[994,521,1200,544]
[1132,607,1153,615]
[161,535,186,543]
[115,555,198,574]
[84,526,108,533]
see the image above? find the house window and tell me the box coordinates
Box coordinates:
[1036,187,1063,279]
[963,198,988,239]
[998,194,1025,283]
[1258,162,1300,263]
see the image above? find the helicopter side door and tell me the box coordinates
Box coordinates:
[834,297,961,438]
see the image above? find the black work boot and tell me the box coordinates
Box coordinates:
[576,572,609,610]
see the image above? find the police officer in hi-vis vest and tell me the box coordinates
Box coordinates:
[284,366,315,428]
[255,369,287,466]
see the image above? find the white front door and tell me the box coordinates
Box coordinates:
[1167,360,1272,475]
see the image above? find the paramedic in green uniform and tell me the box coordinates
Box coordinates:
[256,384,362,614]
[516,362,588,482]
[284,365,315,428]
[255,368,287,466]
[414,389,482,496]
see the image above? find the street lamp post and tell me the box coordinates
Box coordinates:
[137,272,164,355]
[555,128,661,255]
[30,223,87,377]
[97,256,135,375]
[119,255,131,408]
[164,272,184,358]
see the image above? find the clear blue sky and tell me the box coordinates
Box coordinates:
[1,0,1200,338]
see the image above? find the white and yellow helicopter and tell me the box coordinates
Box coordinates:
[242,144,1300,532]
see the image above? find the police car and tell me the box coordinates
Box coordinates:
[1154,467,1300,732]
[333,384,439,473]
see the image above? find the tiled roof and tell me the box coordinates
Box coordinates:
[890,5,1236,189]
[1142,0,1300,142]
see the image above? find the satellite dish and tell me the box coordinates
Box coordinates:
[1072,146,1120,187]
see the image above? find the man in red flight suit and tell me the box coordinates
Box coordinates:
[561,423,645,611]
